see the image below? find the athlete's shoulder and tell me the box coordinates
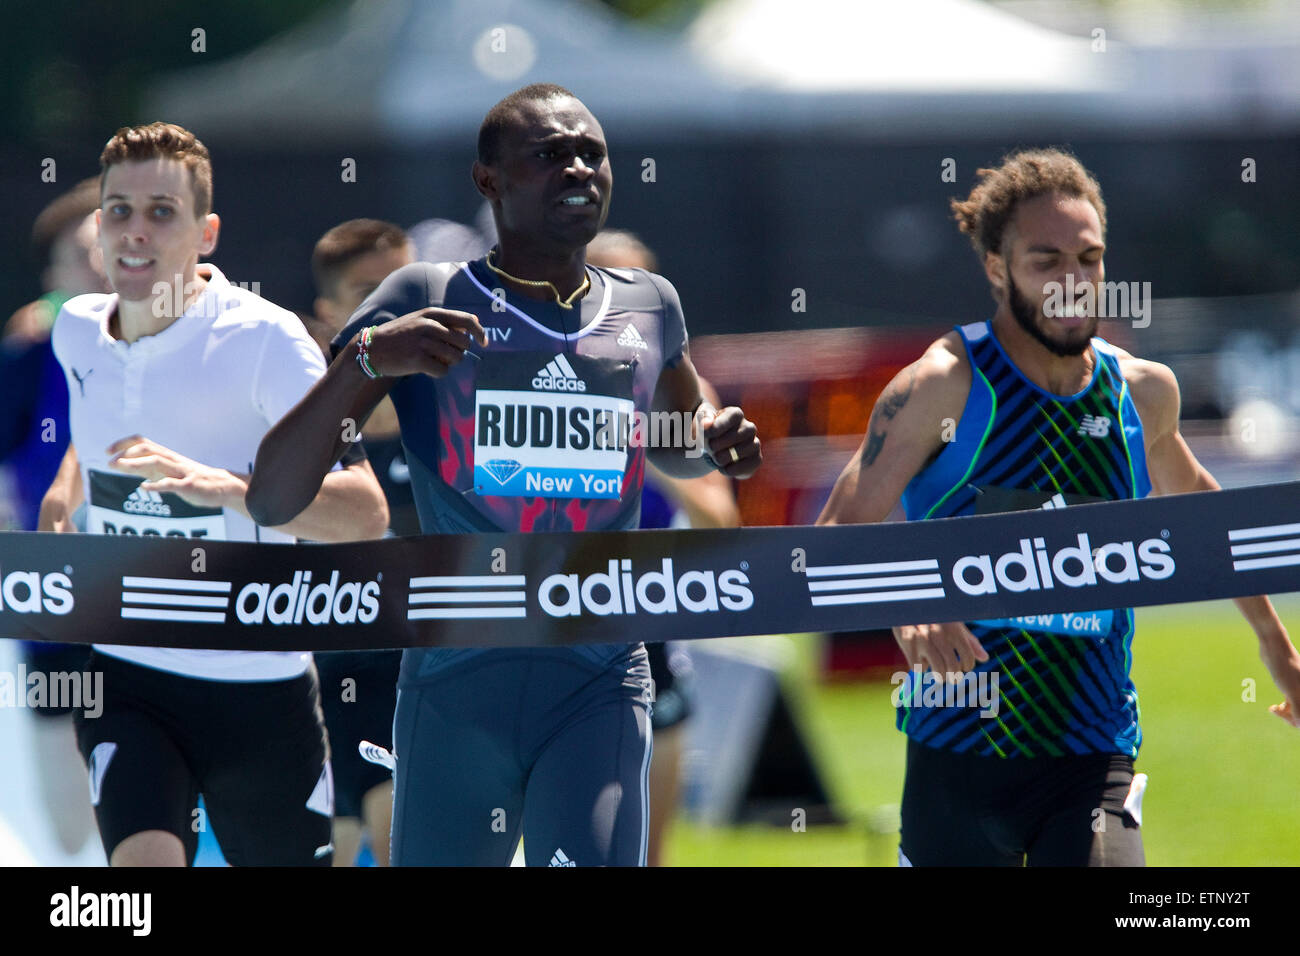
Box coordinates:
[51,292,113,357]
[592,265,680,311]
[913,329,971,388]
[199,265,297,329]
[1108,341,1176,393]
[589,263,657,287]
[869,330,970,438]
[1115,350,1180,434]
[58,291,115,321]
[379,260,463,310]
[411,259,463,294]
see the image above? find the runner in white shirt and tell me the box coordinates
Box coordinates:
[39,122,388,867]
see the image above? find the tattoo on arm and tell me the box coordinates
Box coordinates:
[859,365,916,467]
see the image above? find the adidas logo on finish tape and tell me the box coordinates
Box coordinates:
[532,354,586,392]
[118,571,380,626]
[804,534,1177,607]
[0,568,75,614]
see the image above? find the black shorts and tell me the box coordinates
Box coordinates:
[73,650,333,866]
[315,649,401,818]
[900,736,1145,867]
[19,641,93,717]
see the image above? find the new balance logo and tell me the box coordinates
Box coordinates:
[549,848,576,867]
[122,486,171,517]
[1040,493,1067,510]
[617,324,649,351]
[1077,415,1111,438]
[531,354,586,392]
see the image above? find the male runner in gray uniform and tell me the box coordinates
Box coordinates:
[249,84,762,865]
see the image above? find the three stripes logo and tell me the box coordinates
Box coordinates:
[1228,521,1300,572]
[407,574,528,620]
[122,486,172,517]
[616,324,649,351]
[120,576,232,623]
[805,559,946,607]
[531,354,587,392]
[549,848,576,867]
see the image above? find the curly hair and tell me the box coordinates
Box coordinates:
[950,148,1106,258]
[99,122,213,216]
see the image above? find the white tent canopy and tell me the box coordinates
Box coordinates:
[688,0,1118,93]
[148,0,745,144]
[147,0,1300,144]
[687,0,1300,133]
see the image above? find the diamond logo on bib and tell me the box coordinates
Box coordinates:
[473,352,636,500]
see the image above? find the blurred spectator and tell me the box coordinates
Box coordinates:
[2,176,108,859]
[587,228,741,866]
[307,218,416,866]
[2,178,107,530]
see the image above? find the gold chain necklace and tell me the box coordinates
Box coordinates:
[485,249,591,310]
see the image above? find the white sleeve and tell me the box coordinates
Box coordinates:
[251,311,329,426]
[50,301,74,378]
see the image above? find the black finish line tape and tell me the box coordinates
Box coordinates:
[2,482,1297,652]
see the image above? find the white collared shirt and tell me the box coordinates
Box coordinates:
[52,263,326,680]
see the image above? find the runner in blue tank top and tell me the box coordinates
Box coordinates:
[248,84,762,866]
[818,148,1300,866]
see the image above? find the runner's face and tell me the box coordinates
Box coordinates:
[46,213,108,297]
[321,244,415,331]
[493,97,612,249]
[1002,193,1105,357]
[98,158,215,303]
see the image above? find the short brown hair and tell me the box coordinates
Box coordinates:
[951,148,1106,259]
[99,122,213,216]
[31,177,101,256]
[587,229,658,272]
[311,219,410,298]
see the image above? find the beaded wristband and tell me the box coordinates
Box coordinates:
[355,326,381,379]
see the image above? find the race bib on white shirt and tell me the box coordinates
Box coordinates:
[87,469,227,540]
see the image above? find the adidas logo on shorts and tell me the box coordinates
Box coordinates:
[616,323,649,351]
[122,485,171,517]
[531,354,587,392]
[549,847,576,867]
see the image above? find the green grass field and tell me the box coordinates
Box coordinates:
[666,597,1300,866]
